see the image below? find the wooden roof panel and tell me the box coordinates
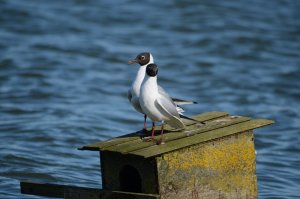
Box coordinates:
[80,112,274,158]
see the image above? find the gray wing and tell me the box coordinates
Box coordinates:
[158,86,186,114]
[128,89,144,113]
[158,85,197,105]
[158,86,176,106]
[157,91,179,117]
[158,85,184,114]
[154,99,185,129]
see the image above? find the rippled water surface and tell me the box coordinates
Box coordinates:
[1,0,300,198]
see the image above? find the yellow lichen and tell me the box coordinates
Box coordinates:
[158,131,257,198]
[164,132,255,173]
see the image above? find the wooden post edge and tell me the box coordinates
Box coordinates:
[20,181,159,199]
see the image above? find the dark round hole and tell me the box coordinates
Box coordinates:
[119,165,142,193]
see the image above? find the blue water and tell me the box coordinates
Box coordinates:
[0,0,300,198]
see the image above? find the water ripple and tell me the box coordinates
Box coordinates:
[0,0,299,198]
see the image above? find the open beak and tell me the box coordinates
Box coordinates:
[128,59,138,64]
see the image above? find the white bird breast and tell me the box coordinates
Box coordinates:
[140,77,166,122]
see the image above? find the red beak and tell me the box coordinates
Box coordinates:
[128,59,138,64]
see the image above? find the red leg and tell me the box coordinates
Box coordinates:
[151,122,155,141]
[158,123,164,145]
[143,115,147,130]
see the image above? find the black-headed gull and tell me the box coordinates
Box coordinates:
[128,52,196,131]
[140,63,196,144]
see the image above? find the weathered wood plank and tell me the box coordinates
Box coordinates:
[20,181,159,199]
[80,112,229,151]
[192,111,229,121]
[106,116,250,154]
[80,135,139,151]
[132,119,274,158]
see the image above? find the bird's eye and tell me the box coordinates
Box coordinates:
[140,56,145,60]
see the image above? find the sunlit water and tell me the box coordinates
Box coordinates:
[0,0,300,198]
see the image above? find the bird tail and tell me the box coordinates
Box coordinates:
[172,98,197,105]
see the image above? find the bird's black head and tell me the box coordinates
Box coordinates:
[146,64,158,77]
[128,52,151,66]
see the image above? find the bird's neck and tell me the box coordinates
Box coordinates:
[132,57,154,96]
[132,65,147,95]
[141,76,158,95]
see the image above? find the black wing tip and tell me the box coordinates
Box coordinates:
[180,114,196,121]
[180,114,205,124]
